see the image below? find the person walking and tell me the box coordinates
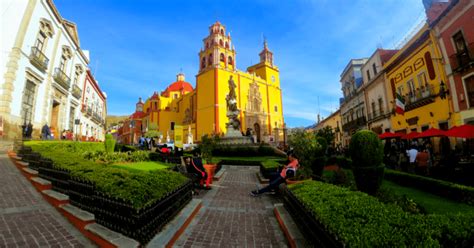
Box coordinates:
[250,152,299,196]
[41,123,51,140]
[406,146,418,173]
[415,148,429,175]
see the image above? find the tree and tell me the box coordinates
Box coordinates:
[315,126,335,147]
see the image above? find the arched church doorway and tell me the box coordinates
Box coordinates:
[254,123,261,143]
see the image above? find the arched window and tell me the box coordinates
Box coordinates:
[220,29,224,35]
[220,53,225,62]
[228,56,233,65]
[219,39,223,46]
[225,42,229,49]
[206,42,209,48]
[201,57,206,69]
[208,53,213,65]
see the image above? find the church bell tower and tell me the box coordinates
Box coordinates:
[198,21,236,72]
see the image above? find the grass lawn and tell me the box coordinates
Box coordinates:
[382,180,474,214]
[112,161,170,171]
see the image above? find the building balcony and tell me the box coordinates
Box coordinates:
[367,110,387,122]
[403,86,437,112]
[91,112,103,124]
[342,116,366,132]
[71,84,82,99]
[29,47,49,72]
[449,42,474,73]
[86,107,92,117]
[53,68,71,90]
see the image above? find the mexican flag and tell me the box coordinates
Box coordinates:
[395,93,405,115]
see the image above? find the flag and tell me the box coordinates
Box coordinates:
[395,93,405,115]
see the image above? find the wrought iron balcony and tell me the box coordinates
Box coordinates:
[367,109,387,122]
[449,42,474,73]
[403,86,437,112]
[29,47,49,72]
[342,116,366,132]
[53,68,71,90]
[91,112,102,124]
[72,84,82,99]
[86,106,92,116]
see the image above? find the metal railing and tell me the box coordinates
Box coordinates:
[53,68,71,90]
[342,116,366,132]
[449,42,474,72]
[72,84,82,99]
[29,47,49,72]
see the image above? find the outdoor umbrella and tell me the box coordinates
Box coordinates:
[445,124,474,139]
[378,132,403,139]
[402,131,420,140]
[415,128,446,138]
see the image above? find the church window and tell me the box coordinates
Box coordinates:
[225,41,229,49]
[174,93,178,99]
[219,39,223,46]
[220,53,225,62]
[201,57,206,69]
[154,102,157,110]
[208,53,213,65]
[220,29,224,35]
[228,56,233,65]
[274,105,278,112]
[206,42,209,48]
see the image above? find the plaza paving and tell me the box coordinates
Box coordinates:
[174,165,288,247]
[0,147,95,248]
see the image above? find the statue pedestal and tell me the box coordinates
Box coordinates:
[220,126,252,145]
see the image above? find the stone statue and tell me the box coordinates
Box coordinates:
[225,76,242,135]
[187,125,193,144]
[166,131,170,143]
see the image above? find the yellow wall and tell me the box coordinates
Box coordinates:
[384,26,451,132]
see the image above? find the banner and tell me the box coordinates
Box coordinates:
[174,125,183,148]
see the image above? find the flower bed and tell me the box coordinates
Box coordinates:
[384,169,474,205]
[21,141,191,244]
[284,180,474,247]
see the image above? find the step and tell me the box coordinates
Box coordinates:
[16,161,29,167]
[84,223,139,248]
[42,189,69,207]
[11,155,22,160]
[30,177,52,191]
[274,204,308,248]
[22,167,38,179]
[147,199,202,247]
[213,168,225,181]
[256,171,270,184]
[59,204,95,231]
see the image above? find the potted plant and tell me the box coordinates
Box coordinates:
[349,130,384,195]
[199,134,219,182]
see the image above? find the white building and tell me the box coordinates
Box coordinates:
[80,70,106,141]
[0,0,106,140]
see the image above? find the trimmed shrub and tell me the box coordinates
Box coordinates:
[104,134,116,154]
[287,180,474,247]
[385,169,474,205]
[335,155,352,169]
[349,130,384,195]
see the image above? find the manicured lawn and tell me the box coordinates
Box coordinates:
[113,161,170,171]
[382,180,474,214]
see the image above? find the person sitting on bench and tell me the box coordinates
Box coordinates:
[190,149,211,190]
[250,152,299,196]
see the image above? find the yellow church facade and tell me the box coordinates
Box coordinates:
[137,22,284,143]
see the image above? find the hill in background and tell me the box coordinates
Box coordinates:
[106,115,128,129]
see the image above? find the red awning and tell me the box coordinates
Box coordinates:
[402,131,420,140]
[379,132,404,139]
[415,128,446,138]
[445,124,474,139]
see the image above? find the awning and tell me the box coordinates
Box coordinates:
[415,128,446,138]
[402,131,420,140]
[378,132,404,139]
[445,124,474,139]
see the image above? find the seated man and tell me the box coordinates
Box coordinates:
[250,152,299,196]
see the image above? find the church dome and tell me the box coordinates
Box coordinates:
[161,73,194,97]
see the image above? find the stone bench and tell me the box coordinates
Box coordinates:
[31,177,52,191]
[21,167,38,179]
[85,223,140,248]
[41,189,69,207]
[59,204,95,230]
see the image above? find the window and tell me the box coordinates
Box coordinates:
[366,70,371,81]
[219,39,223,46]
[372,63,377,75]
[225,42,229,49]
[35,32,47,52]
[69,107,75,130]
[371,101,376,116]
[174,93,178,99]
[453,31,467,54]
[417,72,427,88]
[228,56,233,65]
[407,79,415,94]
[21,80,36,124]
[154,102,157,110]
[208,53,213,65]
[220,53,225,62]
[274,105,278,112]
[201,57,206,69]
[397,86,404,96]
[378,98,384,114]
[59,55,67,71]
[220,29,224,35]
[465,75,474,108]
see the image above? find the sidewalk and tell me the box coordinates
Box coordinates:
[174,165,287,247]
[0,151,95,247]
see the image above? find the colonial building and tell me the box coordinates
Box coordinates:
[384,22,451,134]
[431,0,474,126]
[313,110,343,147]
[0,0,106,140]
[80,70,106,141]
[361,49,398,134]
[120,22,285,144]
[340,58,368,146]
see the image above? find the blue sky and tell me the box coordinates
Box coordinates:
[55,0,425,127]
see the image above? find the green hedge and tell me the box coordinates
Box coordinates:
[24,141,188,209]
[289,181,474,247]
[212,145,281,157]
[385,169,474,205]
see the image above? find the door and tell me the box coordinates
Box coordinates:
[254,123,261,143]
[51,101,60,139]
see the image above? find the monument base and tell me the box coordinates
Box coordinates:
[219,136,253,145]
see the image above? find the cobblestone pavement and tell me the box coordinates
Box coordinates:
[175,165,287,248]
[0,152,95,248]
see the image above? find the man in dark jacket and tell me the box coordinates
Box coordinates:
[190,149,211,190]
